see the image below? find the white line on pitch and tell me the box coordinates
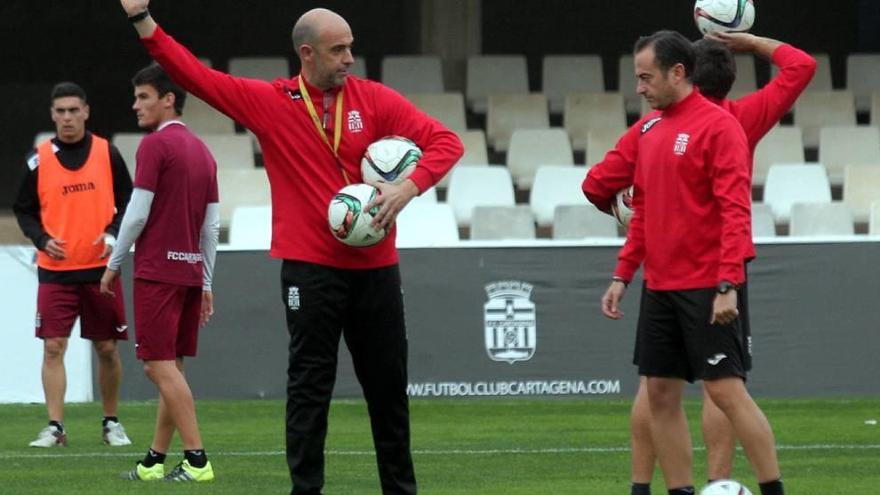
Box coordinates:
[3,444,880,460]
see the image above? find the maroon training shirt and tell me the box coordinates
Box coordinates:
[133,122,219,287]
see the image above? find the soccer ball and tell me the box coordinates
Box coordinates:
[327,183,387,247]
[700,479,754,495]
[694,0,756,34]
[610,185,634,228]
[361,136,422,185]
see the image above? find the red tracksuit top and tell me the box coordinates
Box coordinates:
[583,44,816,213]
[142,26,463,269]
[612,89,752,290]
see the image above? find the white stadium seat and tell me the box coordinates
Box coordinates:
[446,166,515,227]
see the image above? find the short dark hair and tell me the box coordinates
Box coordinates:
[633,30,695,79]
[131,63,187,115]
[50,82,87,105]
[692,38,736,100]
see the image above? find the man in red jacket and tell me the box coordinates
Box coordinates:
[585,33,813,495]
[597,31,784,495]
[119,1,463,493]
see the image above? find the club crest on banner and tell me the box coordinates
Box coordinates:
[483,280,536,364]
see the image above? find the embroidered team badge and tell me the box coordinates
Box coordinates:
[673,133,690,155]
[347,110,364,133]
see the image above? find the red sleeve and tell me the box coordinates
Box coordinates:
[208,165,219,203]
[372,83,463,192]
[733,44,816,145]
[582,122,641,213]
[133,135,163,193]
[707,121,752,285]
[614,178,645,283]
[142,26,278,135]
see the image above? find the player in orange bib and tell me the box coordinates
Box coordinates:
[13,82,134,448]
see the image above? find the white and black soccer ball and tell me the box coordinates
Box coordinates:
[361,136,422,185]
[694,0,756,34]
[327,183,387,247]
[610,185,634,229]
[700,479,754,495]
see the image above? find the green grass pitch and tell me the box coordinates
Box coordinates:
[1,398,878,494]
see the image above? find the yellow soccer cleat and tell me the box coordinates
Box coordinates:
[162,460,214,482]
[121,461,164,481]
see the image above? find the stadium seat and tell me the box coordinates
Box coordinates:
[585,126,627,167]
[529,165,589,227]
[751,203,776,237]
[446,166,515,227]
[32,131,55,147]
[818,126,880,185]
[843,164,880,222]
[763,164,832,223]
[752,126,805,186]
[552,204,618,239]
[770,53,832,93]
[407,92,467,132]
[470,206,536,240]
[395,203,459,247]
[617,54,641,115]
[408,186,438,208]
[228,205,271,250]
[111,132,145,178]
[202,134,256,170]
[789,202,855,236]
[455,130,489,166]
[228,56,290,80]
[466,55,529,114]
[870,200,880,235]
[217,168,271,228]
[507,129,574,189]
[381,55,444,94]
[185,95,237,135]
[486,94,549,151]
[436,131,490,189]
[731,54,758,94]
[846,53,880,113]
[541,54,605,114]
[793,91,856,148]
[563,92,626,151]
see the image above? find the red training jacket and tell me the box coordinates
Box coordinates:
[143,26,463,269]
[613,90,752,290]
[583,44,816,213]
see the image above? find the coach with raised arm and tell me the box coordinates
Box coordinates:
[118,1,462,493]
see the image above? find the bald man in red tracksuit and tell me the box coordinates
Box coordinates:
[121,3,462,494]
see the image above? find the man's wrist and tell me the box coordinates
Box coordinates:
[612,276,629,288]
[128,9,150,23]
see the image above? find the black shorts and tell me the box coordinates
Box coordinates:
[633,281,752,373]
[634,286,750,383]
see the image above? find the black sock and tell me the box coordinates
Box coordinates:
[48,420,64,433]
[102,416,119,427]
[631,482,651,495]
[142,448,166,467]
[759,479,784,495]
[184,449,208,468]
[668,488,695,495]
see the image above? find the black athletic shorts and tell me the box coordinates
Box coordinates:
[634,286,750,383]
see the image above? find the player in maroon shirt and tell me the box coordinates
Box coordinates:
[584,33,814,495]
[119,1,462,493]
[101,64,219,483]
[598,31,785,495]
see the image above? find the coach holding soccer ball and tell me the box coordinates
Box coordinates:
[119,1,462,493]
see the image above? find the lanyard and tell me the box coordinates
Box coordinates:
[298,76,350,184]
